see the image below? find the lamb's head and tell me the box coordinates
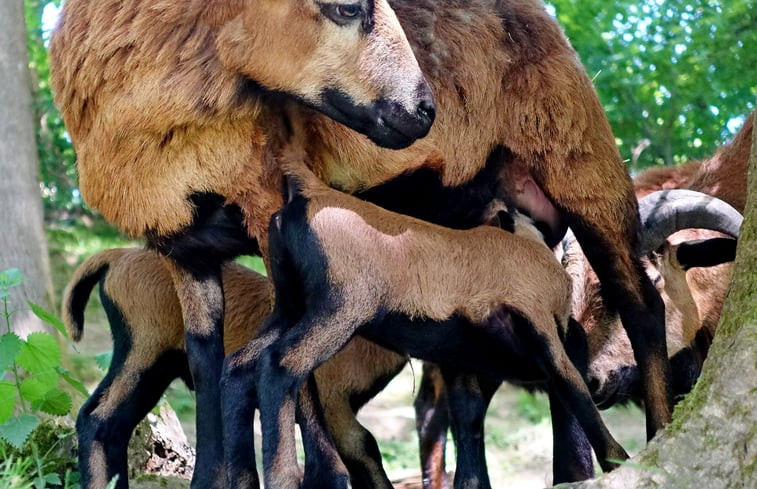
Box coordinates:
[563,190,743,408]
[216,0,435,149]
[481,199,548,246]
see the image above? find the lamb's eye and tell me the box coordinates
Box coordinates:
[336,4,361,18]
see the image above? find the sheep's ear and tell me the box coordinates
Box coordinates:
[675,237,737,270]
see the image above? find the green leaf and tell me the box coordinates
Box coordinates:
[0,332,23,371]
[0,268,24,289]
[28,301,68,340]
[30,388,71,416]
[57,366,89,397]
[16,332,60,377]
[94,350,113,372]
[0,381,18,424]
[0,414,39,450]
[44,473,62,485]
[20,378,53,403]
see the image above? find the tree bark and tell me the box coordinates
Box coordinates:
[0,0,54,335]
[560,103,757,488]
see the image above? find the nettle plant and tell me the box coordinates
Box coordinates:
[0,268,87,451]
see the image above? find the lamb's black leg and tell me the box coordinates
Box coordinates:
[550,317,594,483]
[525,318,628,473]
[77,349,185,489]
[442,371,498,489]
[548,390,594,483]
[415,362,451,489]
[221,322,284,489]
[256,306,367,489]
[298,375,351,489]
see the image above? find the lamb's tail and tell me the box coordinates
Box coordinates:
[61,248,128,341]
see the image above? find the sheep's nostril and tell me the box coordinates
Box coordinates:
[417,99,436,125]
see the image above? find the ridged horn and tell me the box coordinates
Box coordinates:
[638,189,743,255]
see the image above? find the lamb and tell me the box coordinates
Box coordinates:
[219,157,629,489]
[62,247,409,489]
[49,3,432,486]
[52,0,679,445]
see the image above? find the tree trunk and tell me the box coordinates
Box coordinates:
[0,0,54,335]
[561,104,757,488]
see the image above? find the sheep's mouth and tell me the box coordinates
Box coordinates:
[316,88,434,150]
[590,365,641,410]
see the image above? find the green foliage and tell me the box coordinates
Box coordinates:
[0,420,80,489]
[549,0,756,169]
[514,390,551,424]
[24,0,81,220]
[0,268,85,455]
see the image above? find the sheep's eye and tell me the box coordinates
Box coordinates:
[336,4,361,18]
[319,3,363,26]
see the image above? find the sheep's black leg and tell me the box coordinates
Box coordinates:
[442,371,497,489]
[151,194,258,489]
[550,318,594,483]
[77,347,186,489]
[297,375,351,489]
[525,317,628,473]
[171,267,228,489]
[572,222,671,439]
[542,159,673,438]
[415,362,451,489]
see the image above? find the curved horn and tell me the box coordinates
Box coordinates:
[638,189,743,255]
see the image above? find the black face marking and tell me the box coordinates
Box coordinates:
[356,146,509,228]
[317,88,433,150]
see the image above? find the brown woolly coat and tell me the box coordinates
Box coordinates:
[50,0,633,260]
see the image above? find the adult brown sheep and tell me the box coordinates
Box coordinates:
[51,0,674,480]
[49,2,432,487]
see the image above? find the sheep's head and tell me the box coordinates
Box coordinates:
[563,190,742,408]
[216,0,434,149]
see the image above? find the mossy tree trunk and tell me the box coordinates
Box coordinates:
[0,0,54,335]
[560,106,757,488]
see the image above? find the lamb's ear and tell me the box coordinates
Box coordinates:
[675,237,737,270]
[495,210,515,233]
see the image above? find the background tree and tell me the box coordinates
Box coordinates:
[0,0,55,334]
[549,0,757,170]
[564,98,756,488]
